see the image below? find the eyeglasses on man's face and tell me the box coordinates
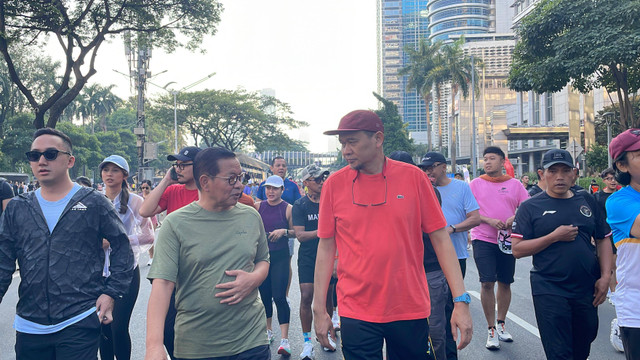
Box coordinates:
[26,149,72,162]
[213,172,246,186]
[172,162,193,171]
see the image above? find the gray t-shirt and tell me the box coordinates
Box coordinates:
[148,202,270,358]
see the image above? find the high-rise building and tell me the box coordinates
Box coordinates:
[377,0,431,143]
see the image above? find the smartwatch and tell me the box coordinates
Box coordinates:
[449,224,457,233]
[453,292,471,304]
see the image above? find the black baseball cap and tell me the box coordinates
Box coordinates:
[418,152,447,168]
[167,146,201,162]
[542,149,574,169]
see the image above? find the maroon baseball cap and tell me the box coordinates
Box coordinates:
[323,110,384,135]
[609,129,640,162]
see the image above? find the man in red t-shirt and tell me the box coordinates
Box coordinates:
[139,146,201,360]
[313,110,473,359]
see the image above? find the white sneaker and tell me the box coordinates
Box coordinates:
[332,313,340,331]
[278,338,291,356]
[299,341,315,359]
[267,329,274,344]
[496,322,513,342]
[610,318,625,352]
[486,327,500,349]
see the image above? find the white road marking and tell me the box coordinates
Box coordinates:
[468,290,540,338]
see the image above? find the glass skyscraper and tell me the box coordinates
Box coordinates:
[428,0,492,42]
[377,0,430,143]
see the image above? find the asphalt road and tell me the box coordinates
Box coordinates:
[0,244,627,360]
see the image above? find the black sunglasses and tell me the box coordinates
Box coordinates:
[141,186,150,190]
[311,174,328,184]
[26,149,72,162]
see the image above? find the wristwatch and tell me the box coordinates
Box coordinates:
[449,224,457,233]
[453,292,471,304]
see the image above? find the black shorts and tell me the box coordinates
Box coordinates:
[472,239,516,284]
[298,254,316,284]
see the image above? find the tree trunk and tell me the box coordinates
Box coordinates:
[437,87,442,151]
[424,94,432,151]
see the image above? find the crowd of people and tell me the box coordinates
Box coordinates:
[0,112,639,360]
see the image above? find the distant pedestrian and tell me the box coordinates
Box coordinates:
[99,155,155,360]
[420,151,481,359]
[528,167,546,197]
[520,174,532,191]
[0,128,134,360]
[139,146,201,359]
[292,164,334,359]
[0,177,14,216]
[254,175,293,356]
[512,148,612,360]
[470,146,529,350]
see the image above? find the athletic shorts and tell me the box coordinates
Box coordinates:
[472,239,516,284]
[298,254,316,284]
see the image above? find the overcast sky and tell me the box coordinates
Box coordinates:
[84,0,379,152]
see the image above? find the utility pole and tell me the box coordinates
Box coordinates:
[124,31,152,186]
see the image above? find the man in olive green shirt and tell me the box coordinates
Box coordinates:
[145,147,270,360]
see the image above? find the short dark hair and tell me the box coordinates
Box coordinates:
[193,147,236,190]
[600,167,615,179]
[483,146,505,159]
[33,128,73,152]
[75,176,92,187]
[271,156,285,166]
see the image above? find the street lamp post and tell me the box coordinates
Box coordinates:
[148,72,216,153]
[603,111,614,168]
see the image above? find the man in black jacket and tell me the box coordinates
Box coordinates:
[0,128,134,360]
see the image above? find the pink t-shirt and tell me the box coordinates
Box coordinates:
[470,177,529,244]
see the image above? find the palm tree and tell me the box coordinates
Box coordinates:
[438,37,481,170]
[398,39,443,151]
[78,84,122,133]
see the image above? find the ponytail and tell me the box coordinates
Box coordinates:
[119,179,130,214]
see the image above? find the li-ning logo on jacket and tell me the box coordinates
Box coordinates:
[71,202,87,211]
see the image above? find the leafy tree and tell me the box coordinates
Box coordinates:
[149,89,308,152]
[0,52,61,135]
[0,0,224,129]
[585,143,609,175]
[434,37,480,170]
[56,123,103,178]
[373,92,414,156]
[398,39,443,151]
[77,84,122,133]
[508,0,640,128]
[0,112,35,172]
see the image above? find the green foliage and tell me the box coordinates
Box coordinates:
[373,92,414,156]
[0,113,35,172]
[508,0,640,128]
[0,0,224,128]
[149,89,308,152]
[584,143,610,175]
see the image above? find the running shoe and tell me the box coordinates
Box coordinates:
[299,341,315,359]
[486,327,500,349]
[267,329,274,345]
[610,318,624,352]
[323,332,337,352]
[496,322,513,342]
[278,338,291,356]
[332,313,340,331]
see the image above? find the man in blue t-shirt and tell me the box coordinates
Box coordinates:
[419,151,480,359]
